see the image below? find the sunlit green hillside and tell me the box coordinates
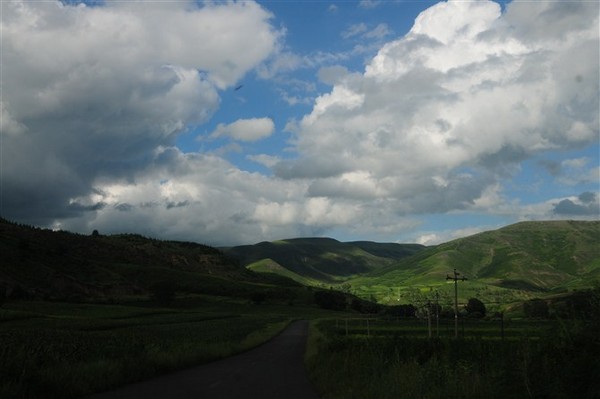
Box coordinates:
[226,221,599,306]
[350,220,599,304]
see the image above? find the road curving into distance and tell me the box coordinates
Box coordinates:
[86,320,319,399]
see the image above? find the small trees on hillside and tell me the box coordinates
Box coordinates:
[385,304,417,318]
[465,297,486,318]
[314,290,346,311]
[350,297,381,314]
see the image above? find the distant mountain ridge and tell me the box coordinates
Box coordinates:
[2,218,598,303]
[222,238,426,283]
[225,221,600,293]
[357,220,600,291]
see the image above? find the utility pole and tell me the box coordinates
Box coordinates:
[434,291,440,337]
[446,269,467,338]
[426,301,432,338]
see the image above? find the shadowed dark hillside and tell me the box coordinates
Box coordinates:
[348,241,425,259]
[0,218,297,301]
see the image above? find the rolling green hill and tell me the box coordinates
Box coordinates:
[3,217,598,307]
[223,238,426,283]
[245,258,320,286]
[224,221,599,306]
[0,218,299,302]
[350,220,600,303]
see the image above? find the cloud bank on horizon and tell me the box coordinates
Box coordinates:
[1,0,598,246]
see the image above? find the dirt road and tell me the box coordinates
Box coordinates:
[86,320,319,399]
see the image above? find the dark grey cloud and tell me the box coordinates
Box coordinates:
[404,173,494,215]
[115,203,134,212]
[538,160,561,177]
[477,145,529,177]
[1,0,279,229]
[166,200,190,210]
[553,194,599,216]
[68,202,107,212]
[1,0,597,247]
[578,191,597,204]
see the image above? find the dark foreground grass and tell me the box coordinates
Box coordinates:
[0,299,296,399]
[307,318,600,399]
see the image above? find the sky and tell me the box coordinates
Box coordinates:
[1,0,599,246]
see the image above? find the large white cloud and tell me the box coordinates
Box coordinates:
[278,0,599,217]
[1,0,280,224]
[2,0,598,246]
[210,117,275,142]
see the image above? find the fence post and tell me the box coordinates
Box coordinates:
[345,318,348,336]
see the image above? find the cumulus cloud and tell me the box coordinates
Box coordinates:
[553,192,599,216]
[57,147,340,245]
[210,118,275,142]
[1,0,279,225]
[277,0,599,218]
[318,65,350,85]
[2,0,598,246]
[416,226,492,246]
[539,157,599,186]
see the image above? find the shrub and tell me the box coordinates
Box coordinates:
[385,304,417,318]
[351,298,381,314]
[465,298,486,318]
[314,290,346,311]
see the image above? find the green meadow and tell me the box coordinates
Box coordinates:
[305,312,600,399]
[0,297,319,399]
[2,292,599,398]
[2,219,599,398]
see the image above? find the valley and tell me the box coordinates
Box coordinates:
[1,218,599,398]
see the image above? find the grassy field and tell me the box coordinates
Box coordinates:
[0,297,329,399]
[309,316,554,340]
[3,219,599,398]
[2,295,599,399]
[306,315,600,398]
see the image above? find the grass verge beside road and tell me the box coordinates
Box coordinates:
[0,299,294,399]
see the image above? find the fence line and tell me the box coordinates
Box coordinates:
[333,316,514,339]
